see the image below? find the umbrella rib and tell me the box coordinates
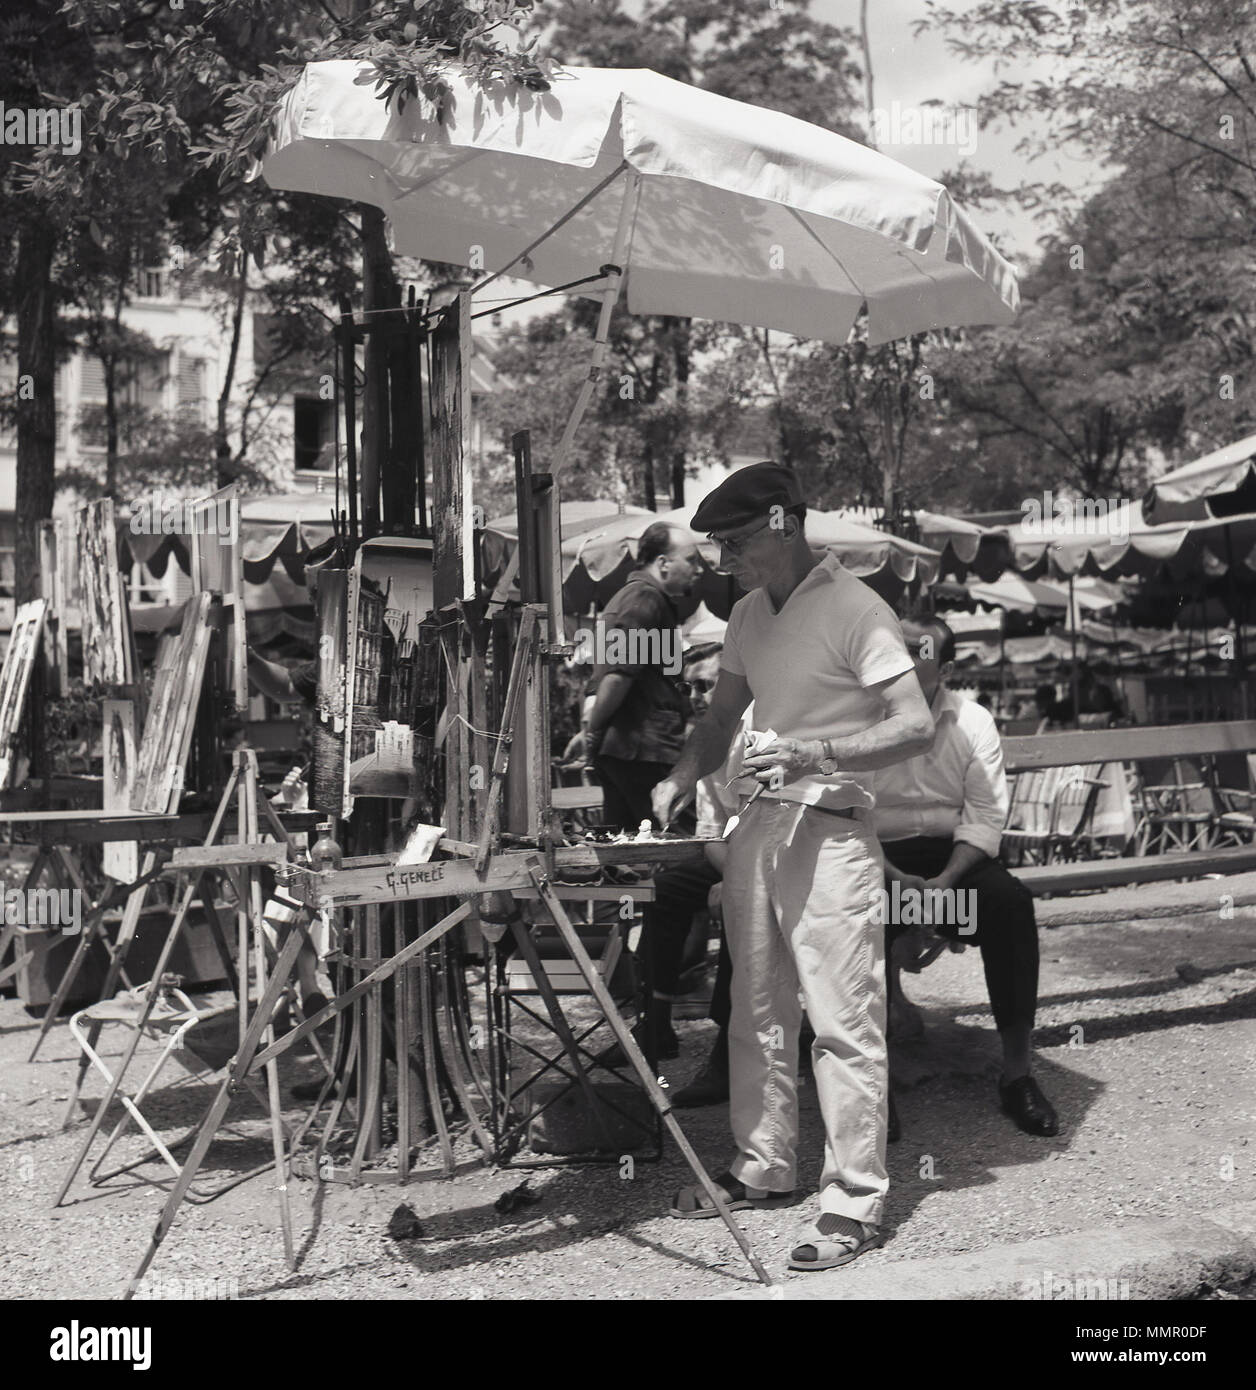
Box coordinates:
[785,206,869,297]
[470,160,629,296]
[389,147,494,203]
[788,204,954,317]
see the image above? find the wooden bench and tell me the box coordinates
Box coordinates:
[1001,720,1256,899]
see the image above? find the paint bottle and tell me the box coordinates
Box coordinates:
[310,820,343,873]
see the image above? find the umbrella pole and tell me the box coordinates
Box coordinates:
[551,170,643,482]
[489,171,643,608]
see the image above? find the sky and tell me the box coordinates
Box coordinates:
[816,0,1102,263]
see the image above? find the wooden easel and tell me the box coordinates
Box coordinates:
[55,749,313,1274]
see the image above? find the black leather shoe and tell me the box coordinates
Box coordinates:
[999,1075,1059,1136]
[672,1053,729,1108]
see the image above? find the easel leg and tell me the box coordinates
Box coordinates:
[0,921,32,991]
[28,850,129,1061]
[527,859,775,1288]
[124,923,305,1300]
[241,755,295,1269]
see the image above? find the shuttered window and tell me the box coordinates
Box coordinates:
[177,355,205,419]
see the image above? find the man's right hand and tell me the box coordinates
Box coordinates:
[652,777,694,831]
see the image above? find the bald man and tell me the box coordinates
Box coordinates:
[585,522,705,829]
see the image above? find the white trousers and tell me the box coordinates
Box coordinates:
[723,797,888,1224]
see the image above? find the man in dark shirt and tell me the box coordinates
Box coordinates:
[585,522,704,828]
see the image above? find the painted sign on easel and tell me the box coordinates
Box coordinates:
[342,537,435,810]
[131,592,214,813]
[189,487,245,708]
[39,519,70,697]
[102,698,139,882]
[76,499,136,687]
[0,598,47,789]
[312,568,349,815]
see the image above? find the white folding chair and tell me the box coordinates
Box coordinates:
[66,978,258,1197]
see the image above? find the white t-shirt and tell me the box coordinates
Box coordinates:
[720,553,914,810]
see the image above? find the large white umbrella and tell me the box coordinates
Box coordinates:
[264,62,1018,353]
[263,61,1015,605]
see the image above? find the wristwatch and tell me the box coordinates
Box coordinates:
[817,738,838,776]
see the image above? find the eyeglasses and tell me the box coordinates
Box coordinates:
[708,520,772,555]
[679,677,716,696]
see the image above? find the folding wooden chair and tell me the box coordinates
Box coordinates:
[491,904,660,1165]
[63,978,267,1200]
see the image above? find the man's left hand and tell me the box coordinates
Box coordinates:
[742,737,821,787]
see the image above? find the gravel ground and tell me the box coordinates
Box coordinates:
[1,891,1254,1300]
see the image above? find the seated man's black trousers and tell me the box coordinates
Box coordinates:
[880,836,1039,1032]
[638,857,722,1001]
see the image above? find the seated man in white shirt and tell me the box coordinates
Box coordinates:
[875,616,1058,1137]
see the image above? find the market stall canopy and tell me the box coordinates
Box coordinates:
[572,505,941,586]
[1143,433,1256,524]
[955,623,1256,670]
[131,569,316,646]
[997,504,1256,582]
[118,492,340,584]
[262,61,1018,345]
[967,572,1121,615]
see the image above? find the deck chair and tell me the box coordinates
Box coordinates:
[1047,765,1110,862]
[1001,769,1056,866]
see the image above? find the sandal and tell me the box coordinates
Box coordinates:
[789,1215,883,1270]
[670,1170,795,1220]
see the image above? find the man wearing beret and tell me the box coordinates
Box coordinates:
[653,462,934,1271]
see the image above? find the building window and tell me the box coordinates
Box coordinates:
[178,356,206,421]
[136,266,168,300]
[78,351,170,448]
[293,394,335,473]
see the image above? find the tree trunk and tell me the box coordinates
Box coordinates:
[641,443,657,511]
[104,359,119,498]
[669,317,690,508]
[16,222,56,605]
[217,264,248,489]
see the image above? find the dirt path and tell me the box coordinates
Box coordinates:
[2,897,1253,1299]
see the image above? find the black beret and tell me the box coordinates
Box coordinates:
[691,462,805,534]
